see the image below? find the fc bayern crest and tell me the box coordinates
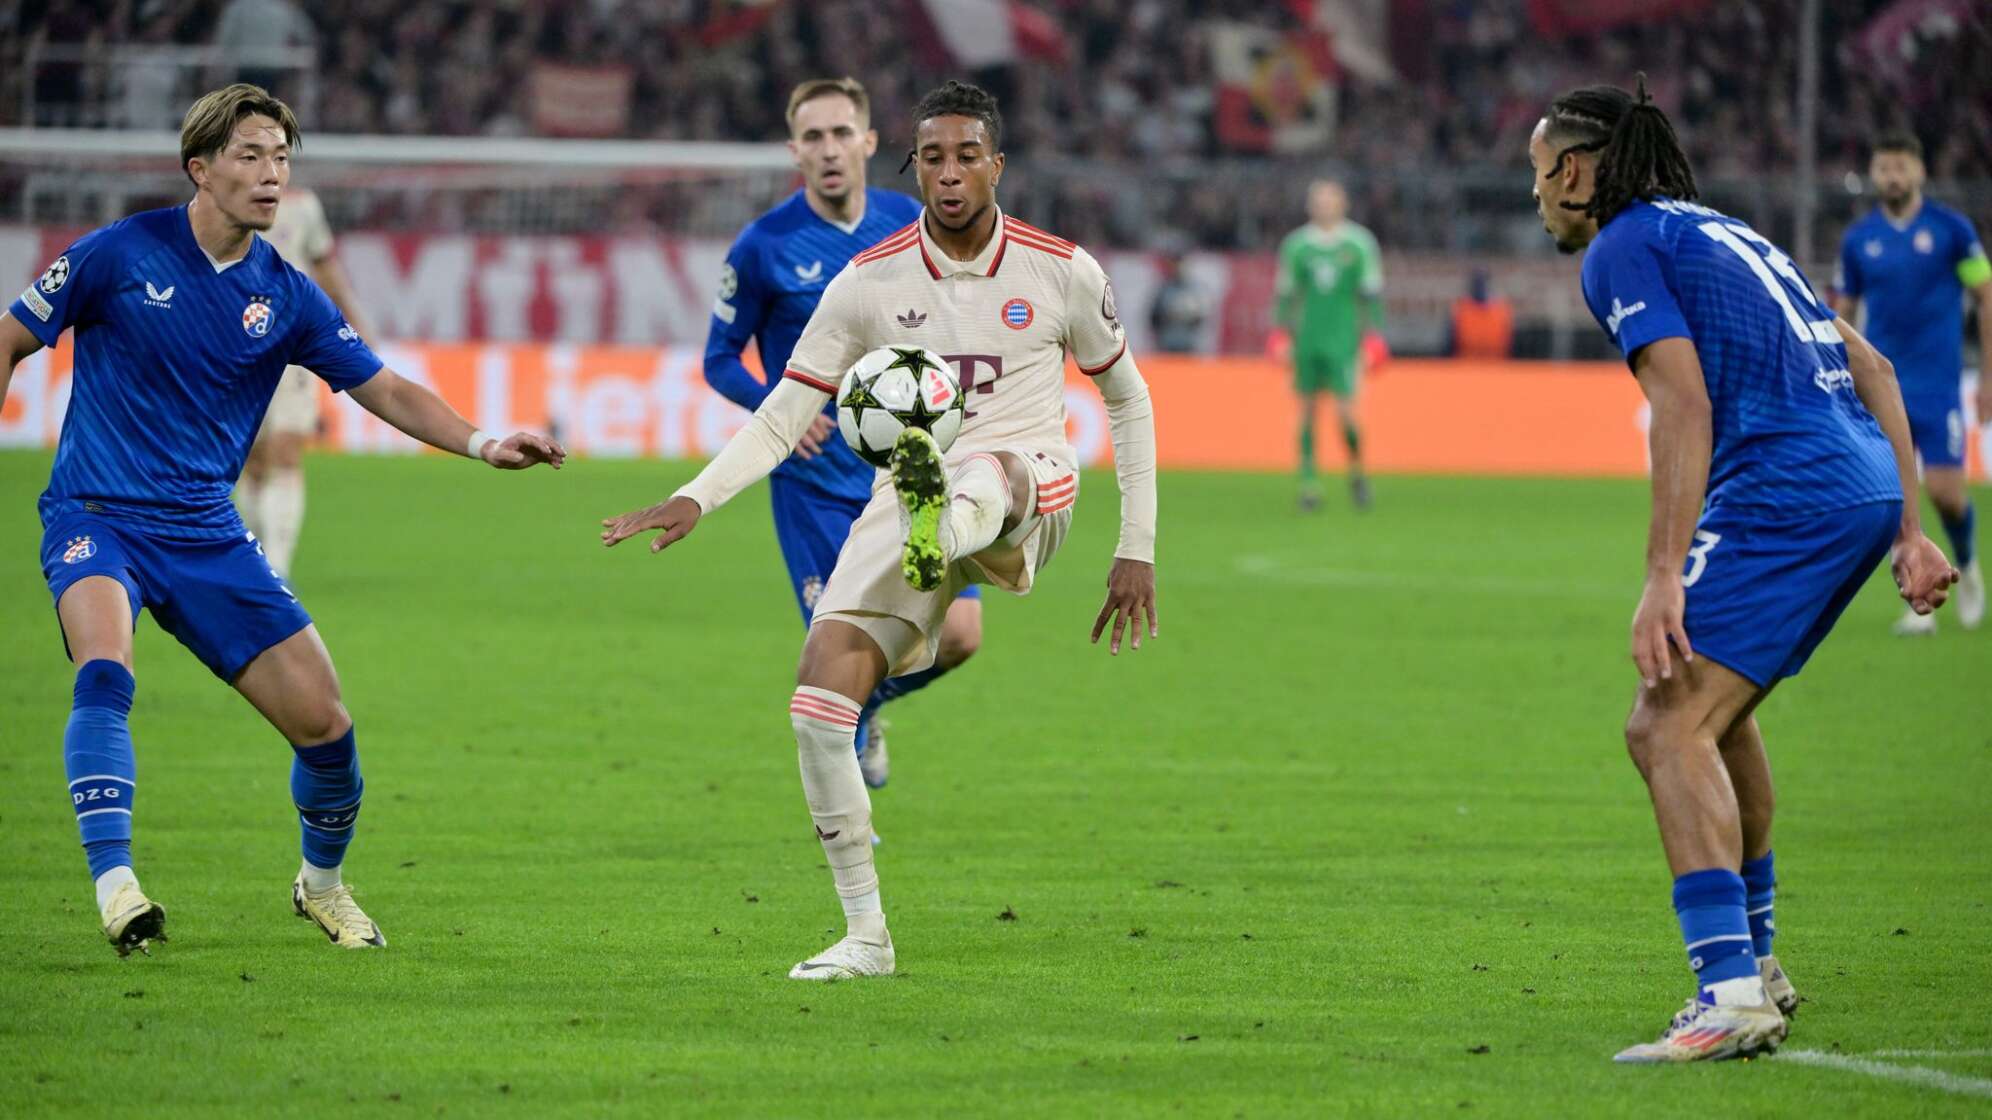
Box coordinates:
[62,535,95,564]
[242,298,274,337]
[1000,297,1034,330]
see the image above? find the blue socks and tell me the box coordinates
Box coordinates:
[292,727,362,870]
[853,664,956,758]
[65,660,137,877]
[1741,851,1776,959]
[1940,502,1975,569]
[1673,868,1757,997]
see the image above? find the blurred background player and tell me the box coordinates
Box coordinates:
[1276,179,1383,512]
[1534,79,1955,1064]
[236,184,371,579]
[1833,131,1992,634]
[704,77,981,789]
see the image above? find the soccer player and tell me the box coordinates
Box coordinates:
[0,84,563,956]
[1529,79,1956,1062]
[235,184,371,578]
[1276,179,1383,511]
[1832,131,1992,633]
[604,79,1158,981]
[706,77,981,789]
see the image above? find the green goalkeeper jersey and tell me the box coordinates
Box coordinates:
[1277,221,1384,359]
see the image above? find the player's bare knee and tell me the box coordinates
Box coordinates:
[1622,701,1673,777]
[292,697,352,747]
[938,619,981,668]
[994,452,1033,534]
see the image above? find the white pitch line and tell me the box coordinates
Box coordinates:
[1868,1048,1992,1059]
[1778,1049,1992,1099]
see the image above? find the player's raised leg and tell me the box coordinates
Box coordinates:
[788,620,893,979]
[233,627,382,949]
[56,574,165,956]
[1615,657,1787,1062]
[892,432,1029,592]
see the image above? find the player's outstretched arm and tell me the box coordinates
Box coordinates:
[600,375,828,553]
[0,312,46,409]
[346,368,565,470]
[1628,338,1711,688]
[1834,316,1958,614]
[1086,351,1159,655]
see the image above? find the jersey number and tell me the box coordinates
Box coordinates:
[1696,221,1841,364]
[1682,530,1722,588]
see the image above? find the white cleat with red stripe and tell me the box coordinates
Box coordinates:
[1613,995,1786,1063]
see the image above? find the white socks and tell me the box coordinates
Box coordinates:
[1703,974,1768,1007]
[95,865,137,915]
[259,467,305,576]
[299,858,342,894]
[790,686,887,944]
[940,455,1012,563]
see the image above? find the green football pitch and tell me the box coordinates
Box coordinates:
[2,450,1987,1117]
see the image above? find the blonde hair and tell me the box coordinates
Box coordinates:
[179,83,301,185]
[785,77,870,134]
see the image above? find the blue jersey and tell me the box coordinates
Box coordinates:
[11,205,382,540]
[704,188,922,501]
[1583,197,1898,516]
[1836,199,1987,404]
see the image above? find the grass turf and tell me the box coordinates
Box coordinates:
[0,449,1987,1117]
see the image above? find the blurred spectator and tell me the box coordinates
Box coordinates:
[212,0,317,101]
[1148,255,1209,354]
[1447,269,1514,359]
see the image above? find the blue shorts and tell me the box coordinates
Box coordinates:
[40,507,312,681]
[1682,499,1899,687]
[1906,398,1966,469]
[768,476,977,625]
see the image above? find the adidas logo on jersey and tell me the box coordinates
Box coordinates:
[896,309,927,329]
[144,281,175,308]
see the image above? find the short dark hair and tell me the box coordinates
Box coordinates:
[911,79,1003,151]
[180,83,300,186]
[1542,74,1698,225]
[1871,130,1923,160]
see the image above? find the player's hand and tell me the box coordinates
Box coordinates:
[1091,558,1158,655]
[601,495,702,553]
[1629,573,1693,689]
[794,413,837,460]
[1892,532,1958,615]
[482,432,566,470]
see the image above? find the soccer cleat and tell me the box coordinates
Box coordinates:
[788,934,895,981]
[1892,608,1938,636]
[1612,995,1787,1063]
[1350,474,1373,511]
[102,881,167,958]
[1957,559,1983,630]
[1759,955,1799,1018]
[891,427,948,592]
[859,716,890,789]
[1298,487,1322,513]
[292,876,386,949]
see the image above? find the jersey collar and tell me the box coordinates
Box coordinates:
[917,206,1007,280]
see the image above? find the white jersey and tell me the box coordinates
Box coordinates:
[784,208,1128,464]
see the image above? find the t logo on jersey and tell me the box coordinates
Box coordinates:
[242,298,274,337]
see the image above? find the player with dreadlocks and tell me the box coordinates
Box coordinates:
[1530,78,1957,1062]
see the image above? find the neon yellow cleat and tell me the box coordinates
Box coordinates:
[890,427,948,592]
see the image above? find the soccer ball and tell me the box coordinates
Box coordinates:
[835,346,965,468]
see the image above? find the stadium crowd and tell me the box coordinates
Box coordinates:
[7,0,1989,250]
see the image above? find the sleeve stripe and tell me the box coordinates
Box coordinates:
[783,368,837,394]
[1078,340,1128,376]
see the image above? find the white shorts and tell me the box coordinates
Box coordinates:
[257,366,321,439]
[813,447,1077,676]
